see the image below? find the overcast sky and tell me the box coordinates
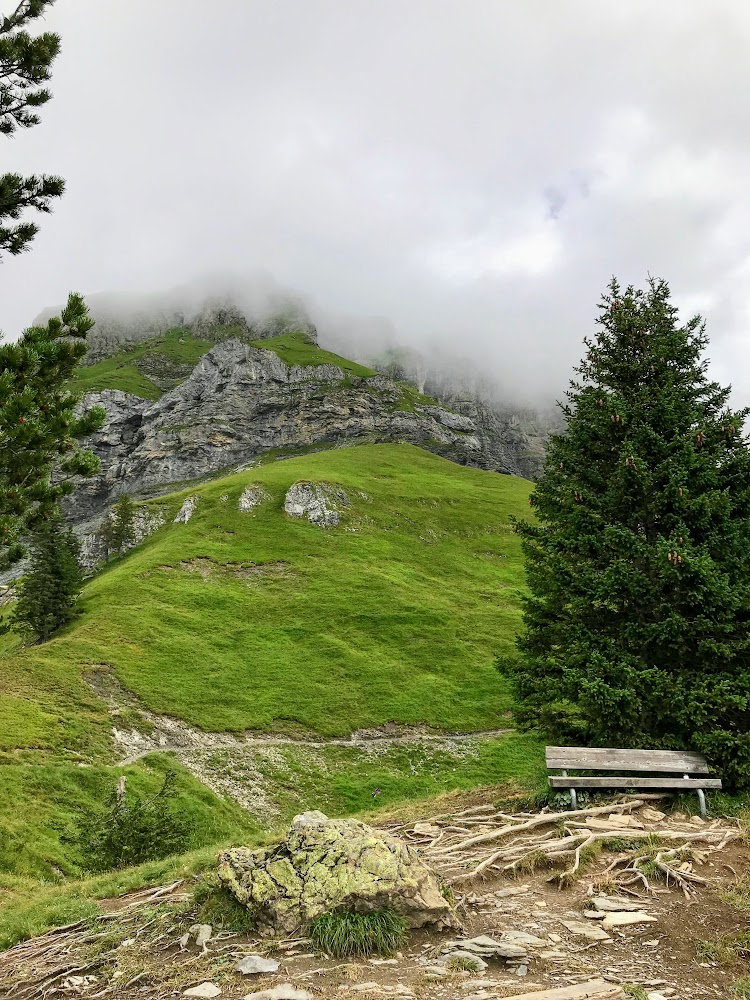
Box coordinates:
[3,0,750,402]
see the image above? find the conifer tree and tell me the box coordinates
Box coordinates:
[0,295,105,569]
[11,512,82,641]
[0,1,65,257]
[101,493,137,558]
[500,277,750,788]
[0,1,104,568]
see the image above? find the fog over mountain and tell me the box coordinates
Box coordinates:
[4,1,750,404]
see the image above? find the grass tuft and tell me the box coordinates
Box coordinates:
[697,930,750,964]
[623,987,649,1000]
[731,978,750,998]
[446,955,482,972]
[309,909,407,958]
[719,873,750,911]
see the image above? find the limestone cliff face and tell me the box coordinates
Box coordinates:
[70,339,483,519]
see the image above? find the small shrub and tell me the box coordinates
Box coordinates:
[310,909,407,958]
[440,884,455,905]
[623,987,648,1000]
[602,838,642,853]
[192,873,256,933]
[72,771,190,871]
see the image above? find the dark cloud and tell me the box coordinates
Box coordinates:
[2,0,750,404]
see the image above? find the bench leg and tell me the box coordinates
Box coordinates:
[696,787,707,819]
[561,770,578,810]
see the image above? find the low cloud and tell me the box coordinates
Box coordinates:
[2,0,750,405]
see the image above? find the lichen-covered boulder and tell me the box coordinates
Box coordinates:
[217,810,458,936]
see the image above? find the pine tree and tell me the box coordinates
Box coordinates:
[11,513,83,642]
[500,277,750,788]
[0,1,104,568]
[0,294,105,570]
[101,493,137,558]
[0,1,65,257]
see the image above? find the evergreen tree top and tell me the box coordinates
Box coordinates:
[503,276,750,790]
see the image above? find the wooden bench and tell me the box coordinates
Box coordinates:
[546,746,721,818]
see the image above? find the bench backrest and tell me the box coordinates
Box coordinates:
[546,746,711,775]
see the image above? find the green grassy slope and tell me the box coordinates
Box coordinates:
[67,328,217,400]
[1,445,531,742]
[68,329,376,400]
[248,331,377,377]
[0,443,540,934]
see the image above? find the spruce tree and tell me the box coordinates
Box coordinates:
[0,295,105,569]
[101,493,137,558]
[500,277,750,788]
[0,1,65,257]
[11,513,83,641]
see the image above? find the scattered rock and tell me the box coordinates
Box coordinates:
[239,485,270,511]
[640,808,666,823]
[413,822,441,837]
[591,896,644,913]
[218,810,457,935]
[515,964,529,976]
[607,814,645,829]
[174,495,199,523]
[440,950,488,972]
[243,987,312,1000]
[600,911,657,931]
[501,930,547,947]
[189,923,212,952]
[445,935,528,960]
[183,984,221,999]
[559,920,611,942]
[236,955,280,975]
[283,482,348,527]
[495,885,530,897]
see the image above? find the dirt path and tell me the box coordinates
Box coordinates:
[86,667,512,820]
[4,793,746,999]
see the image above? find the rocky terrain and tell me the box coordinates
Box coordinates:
[34,291,556,538]
[2,794,744,999]
[69,338,481,524]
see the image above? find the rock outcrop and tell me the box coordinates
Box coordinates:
[283,482,348,527]
[217,810,457,936]
[69,339,482,520]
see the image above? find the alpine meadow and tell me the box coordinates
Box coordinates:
[3,3,750,997]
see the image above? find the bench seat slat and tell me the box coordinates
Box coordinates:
[546,746,710,774]
[549,776,722,790]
